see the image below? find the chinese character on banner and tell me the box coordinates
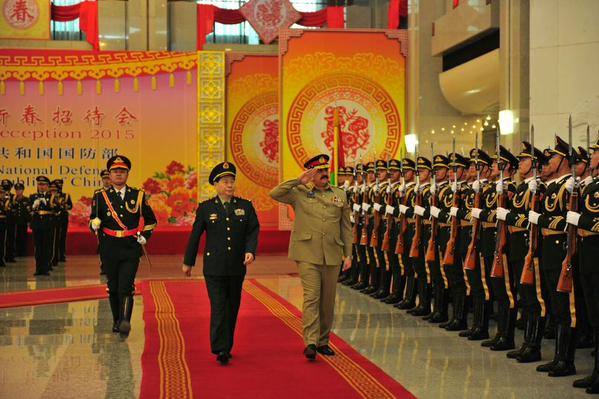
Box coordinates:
[15,147,32,159]
[0,109,9,125]
[21,105,42,125]
[84,106,105,127]
[59,147,75,160]
[80,148,96,160]
[52,106,73,126]
[0,148,9,159]
[102,148,118,160]
[37,147,52,160]
[114,107,137,126]
[0,0,50,40]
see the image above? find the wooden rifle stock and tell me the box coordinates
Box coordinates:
[381,190,395,252]
[359,186,371,246]
[490,188,507,278]
[442,189,460,266]
[408,188,422,258]
[464,188,482,270]
[557,190,578,293]
[370,189,383,248]
[351,188,361,244]
[394,188,408,255]
[425,188,439,262]
[520,190,539,285]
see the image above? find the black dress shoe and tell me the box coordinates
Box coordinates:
[429,313,449,324]
[548,361,576,377]
[216,351,229,365]
[112,322,120,333]
[573,375,593,389]
[468,328,489,341]
[316,345,335,356]
[536,359,557,372]
[304,344,317,360]
[517,346,542,363]
[507,344,526,359]
[490,337,515,351]
[459,328,474,338]
[119,321,131,338]
[352,282,368,290]
[481,335,500,347]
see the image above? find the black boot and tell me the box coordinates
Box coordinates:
[118,295,134,338]
[548,325,577,377]
[491,307,516,351]
[429,287,449,323]
[518,316,545,363]
[580,331,599,392]
[508,314,529,359]
[395,274,416,308]
[445,292,468,331]
[469,299,490,341]
[409,282,431,316]
[109,293,120,333]
[372,269,391,299]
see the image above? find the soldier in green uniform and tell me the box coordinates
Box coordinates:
[567,138,599,393]
[2,179,16,263]
[528,136,577,376]
[30,176,55,276]
[12,182,30,258]
[90,155,157,338]
[270,154,352,360]
[183,161,259,364]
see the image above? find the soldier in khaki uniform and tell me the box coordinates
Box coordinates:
[270,154,352,360]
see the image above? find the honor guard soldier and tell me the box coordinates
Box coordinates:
[49,180,62,267]
[337,166,353,283]
[30,176,55,276]
[183,162,259,364]
[0,184,9,267]
[12,182,30,258]
[55,179,72,262]
[370,160,391,299]
[270,154,352,360]
[566,138,599,393]
[528,136,578,377]
[349,164,369,289]
[90,155,157,338]
[356,161,377,292]
[95,169,111,275]
[2,179,17,263]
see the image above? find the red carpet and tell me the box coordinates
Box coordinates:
[140,279,415,399]
[0,285,107,308]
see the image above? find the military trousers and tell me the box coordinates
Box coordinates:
[541,235,572,327]
[15,222,28,257]
[579,236,599,329]
[32,224,52,273]
[0,220,6,265]
[204,274,245,354]
[297,262,340,346]
[5,219,15,261]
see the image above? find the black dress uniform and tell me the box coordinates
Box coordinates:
[352,163,373,291]
[183,162,259,361]
[0,186,9,267]
[30,176,55,276]
[371,160,391,299]
[56,179,72,262]
[343,165,364,287]
[49,180,63,267]
[12,183,30,257]
[90,155,157,338]
[1,179,16,262]
[360,162,380,294]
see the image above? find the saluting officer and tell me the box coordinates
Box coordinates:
[2,179,16,263]
[30,176,55,276]
[12,182,30,258]
[270,154,352,360]
[183,162,259,365]
[90,155,157,338]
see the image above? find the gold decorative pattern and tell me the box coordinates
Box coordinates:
[198,51,226,201]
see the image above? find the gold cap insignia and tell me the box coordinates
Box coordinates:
[223,162,229,169]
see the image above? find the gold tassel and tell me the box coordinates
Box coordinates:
[114,78,120,93]
[77,80,83,95]
[19,81,25,95]
[151,76,157,91]
[186,71,192,85]
[39,81,44,96]
[96,79,102,95]
[58,81,64,96]
[133,77,139,92]
[0,80,5,96]
[169,73,175,88]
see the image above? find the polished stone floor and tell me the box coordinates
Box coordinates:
[0,255,593,398]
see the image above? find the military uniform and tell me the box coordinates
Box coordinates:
[11,183,30,257]
[270,154,352,357]
[56,179,72,262]
[0,187,9,267]
[1,179,16,263]
[49,180,63,267]
[90,155,157,338]
[370,160,391,299]
[30,176,56,276]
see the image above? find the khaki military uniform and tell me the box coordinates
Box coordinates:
[270,179,352,346]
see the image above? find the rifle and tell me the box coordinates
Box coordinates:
[425,143,438,263]
[443,138,459,266]
[521,125,539,285]
[351,166,361,244]
[464,133,481,270]
[491,126,508,278]
[557,115,577,293]
[370,160,383,248]
[359,163,371,246]
[392,156,407,254]
[408,146,422,258]
[381,163,395,252]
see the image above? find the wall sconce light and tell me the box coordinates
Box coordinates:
[498,109,514,135]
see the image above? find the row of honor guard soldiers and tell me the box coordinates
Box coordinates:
[0,176,72,274]
[337,135,599,394]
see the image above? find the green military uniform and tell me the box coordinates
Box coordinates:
[270,154,352,354]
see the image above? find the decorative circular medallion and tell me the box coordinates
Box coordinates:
[3,0,39,30]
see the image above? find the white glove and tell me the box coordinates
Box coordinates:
[137,234,147,245]
[385,205,395,215]
[528,179,538,193]
[362,203,371,212]
[565,177,575,194]
[472,180,481,193]
[352,203,361,213]
[399,204,409,214]
[32,199,41,209]
[566,211,581,226]
[496,207,509,221]
[373,203,382,212]
[430,206,441,219]
[350,214,355,223]
[496,180,504,194]
[39,197,47,205]
[91,218,101,231]
[430,182,436,195]
[414,205,426,216]
[450,207,458,217]
[343,180,350,189]
[528,210,540,225]
[451,181,458,193]
[471,208,482,220]
[360,184,366,193]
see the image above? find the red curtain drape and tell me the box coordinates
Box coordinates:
[197,4,346,50]
[51,1,99,51]
[388,0,408,29]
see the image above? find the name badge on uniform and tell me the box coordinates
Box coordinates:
[209,213,218,221]
[234,208,245,216]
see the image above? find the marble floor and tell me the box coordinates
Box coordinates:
[0,255,593,398]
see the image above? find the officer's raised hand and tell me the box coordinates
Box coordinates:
[298,168,318,185]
